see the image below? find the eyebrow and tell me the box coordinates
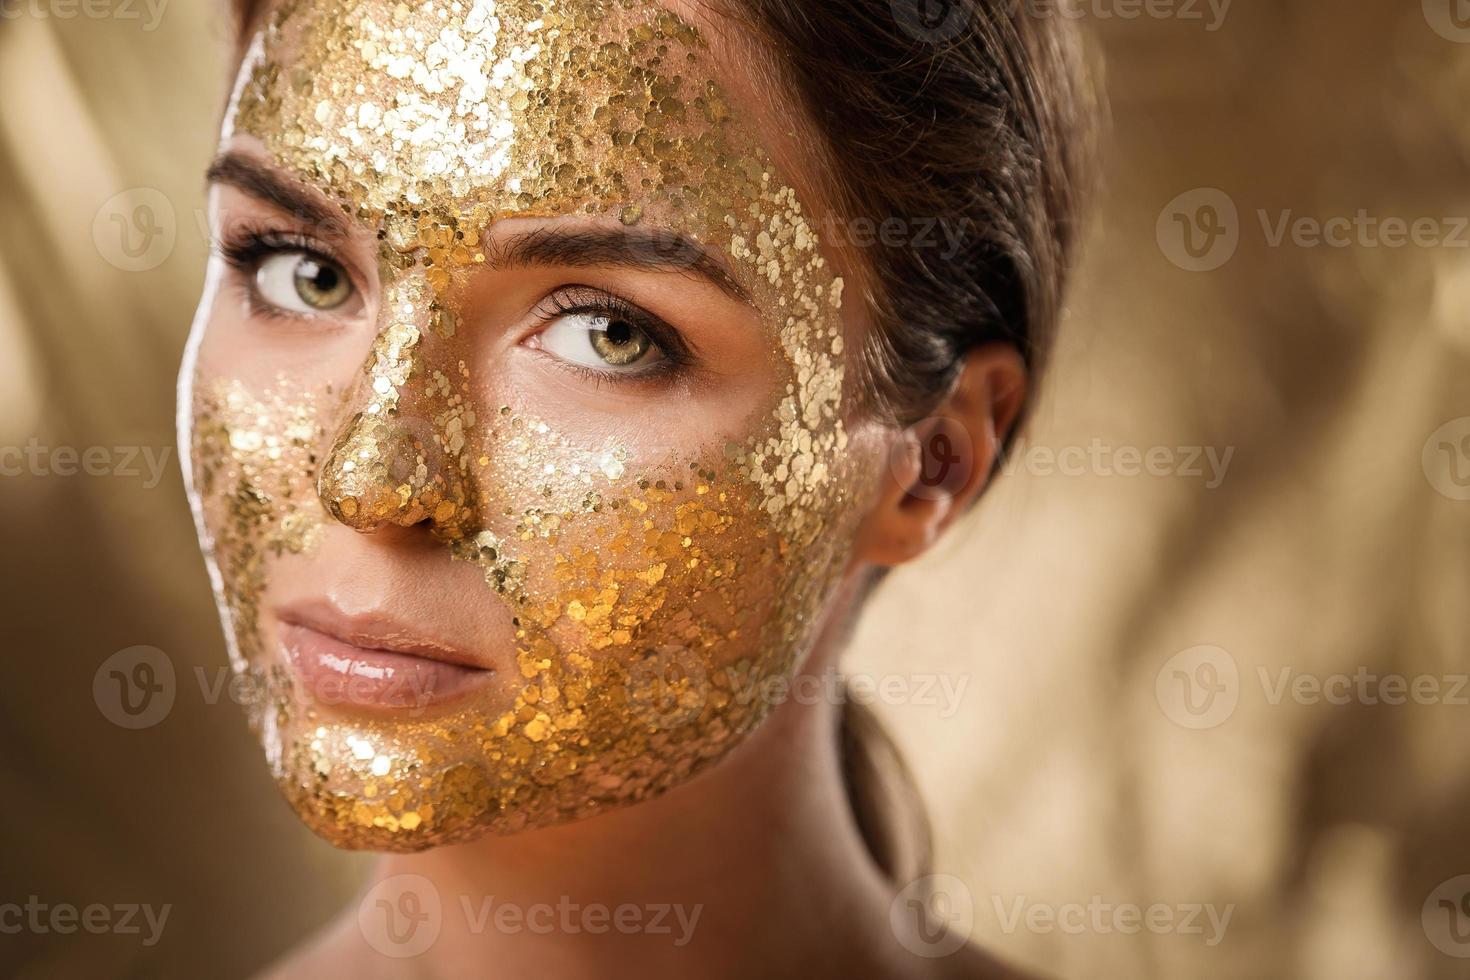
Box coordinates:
[205,151,346,234]
[492,227,750,303]
[206,151,750,303]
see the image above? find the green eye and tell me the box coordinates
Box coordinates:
[538,311,666,373]
[588,316,653,366]
[255,251,355,313]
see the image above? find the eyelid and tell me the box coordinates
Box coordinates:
[216,225,370,320]
[529,285,697,366]
[210,182,366,267]
[216,225,360,282]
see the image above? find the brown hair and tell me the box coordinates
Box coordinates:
[727,0,1096,427]
[225,0,1096,884]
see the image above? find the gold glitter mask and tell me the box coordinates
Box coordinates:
[182,0,875,848]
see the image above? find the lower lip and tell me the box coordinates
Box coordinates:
[278,623,492,712]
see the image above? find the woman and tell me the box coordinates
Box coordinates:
[178,0,1093,975]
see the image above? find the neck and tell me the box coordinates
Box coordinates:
[328,665,903,979]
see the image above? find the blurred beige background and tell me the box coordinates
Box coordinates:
[2,1,1468,977]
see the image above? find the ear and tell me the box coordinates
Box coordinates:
[852,343,1027,567]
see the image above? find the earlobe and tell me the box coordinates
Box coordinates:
[852,343,1027,569]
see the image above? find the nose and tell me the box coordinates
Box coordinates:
[317,282,470,536]
[318,410,467,533]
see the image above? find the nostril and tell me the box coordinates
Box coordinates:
[318,412,468,533]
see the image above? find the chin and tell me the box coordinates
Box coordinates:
[234,645,791,850]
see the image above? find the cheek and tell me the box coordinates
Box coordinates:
[453,298,853,645]
[185,321,341,664]
[188,258,383,396]
[456,409,788,668]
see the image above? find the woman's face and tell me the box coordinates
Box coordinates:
[181,0,884,849]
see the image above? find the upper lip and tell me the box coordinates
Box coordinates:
[275,600,491,672]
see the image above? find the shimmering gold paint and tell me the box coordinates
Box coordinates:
[185,0,873,848]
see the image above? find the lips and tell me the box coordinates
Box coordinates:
[274,602,494,713]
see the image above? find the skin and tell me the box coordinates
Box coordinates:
[180,0,1029,975]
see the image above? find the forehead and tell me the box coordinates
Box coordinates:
[227,0,788,243]
[223,0,859,418]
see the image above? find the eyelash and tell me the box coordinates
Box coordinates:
[216,225,356,322]
[216,228,697,385]
[531,286,696,383]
